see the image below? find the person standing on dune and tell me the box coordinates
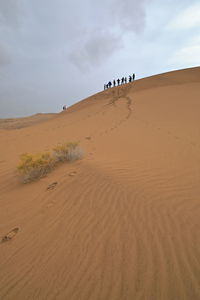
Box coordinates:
[117,78,120,86]
[113,80,116,87]
[132,73,135,81]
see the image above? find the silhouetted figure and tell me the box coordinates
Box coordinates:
[113,80,116,87]
[132,73,135,81]
[129,75,132,83]
[125,77,127,84]
[117,78,120,86]
[108,81,112,88]
[63,105,67,111]
[104,84,107,90]
[121,77,124,84]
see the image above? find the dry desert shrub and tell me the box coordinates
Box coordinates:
[17,142,84,183]
[17,152,56,183]
[66,146,84,161]
[53,142,84,162]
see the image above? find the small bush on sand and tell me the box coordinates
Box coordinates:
[53,142,84,162]
[66,145,84,162]
[17,152,56,183]
[17,142,84,183]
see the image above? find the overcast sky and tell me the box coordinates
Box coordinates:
[0,0,199,118]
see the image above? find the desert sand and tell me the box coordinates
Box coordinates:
[0,113,57,130]
[0,67,200,300]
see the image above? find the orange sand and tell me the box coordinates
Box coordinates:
[0,67,200,299]
[0,113,57,130]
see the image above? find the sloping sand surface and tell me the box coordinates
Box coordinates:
[0,67,200,299]
[0,113,57,130]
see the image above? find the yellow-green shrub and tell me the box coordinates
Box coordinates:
[17,152,56,183]
[17,142,84,183]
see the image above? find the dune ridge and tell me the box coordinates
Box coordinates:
[0,113,57,130]
[0,67,200,299]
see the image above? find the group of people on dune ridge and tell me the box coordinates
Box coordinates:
[104,73,135,90]
[63,73,136,111]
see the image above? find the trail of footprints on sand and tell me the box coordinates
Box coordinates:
[45,170,78,209]
[61,87,134,143]
[109,86,199,150]
[97,86,134,136]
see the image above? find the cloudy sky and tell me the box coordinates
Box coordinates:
[0,0,199,118]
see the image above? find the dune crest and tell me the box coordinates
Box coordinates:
[0,113,57,130]
[0,67,200,300]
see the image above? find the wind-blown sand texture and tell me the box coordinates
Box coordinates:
[0,67,200,300]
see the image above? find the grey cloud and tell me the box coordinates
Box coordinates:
[0,0,24,28]
[69,31,122,72]
[69,0,149,71]
[111,0,149,33]
[0,42,12,66]
[0,0,26,67]
[1,0,197,118]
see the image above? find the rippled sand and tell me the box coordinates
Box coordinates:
[0,67,200,300]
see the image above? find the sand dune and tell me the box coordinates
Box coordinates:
[0,113,57,130]
[0,67,200,299]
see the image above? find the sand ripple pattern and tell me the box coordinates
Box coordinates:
[0,159,200,299]
[0,67,200,299]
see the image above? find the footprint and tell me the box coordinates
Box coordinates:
[47,182,58,190]
[1,227,19,243]
[85,136,91,140]
[68,171,77,177]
